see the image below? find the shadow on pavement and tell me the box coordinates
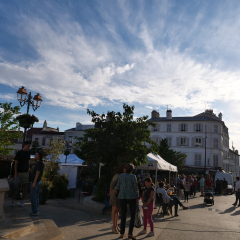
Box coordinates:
[219,206,235,214]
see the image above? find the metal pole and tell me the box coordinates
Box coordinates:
[205,125,207,174]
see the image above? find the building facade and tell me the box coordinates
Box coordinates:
[149,109,236,174]
[64,122,95,153]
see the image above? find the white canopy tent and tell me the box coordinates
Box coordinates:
[46,154,86,189]
[137,153,178,201]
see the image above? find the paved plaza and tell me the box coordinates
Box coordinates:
[2,189,240,240]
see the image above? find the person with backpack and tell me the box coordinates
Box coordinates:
[139,177,155,237]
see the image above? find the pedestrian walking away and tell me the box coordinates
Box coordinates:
[29,151,44,216]
[115,163,139,240]
[184,181,192,202]
[139,177,155,237]
[11,141,31,207]
[232,176,240,207]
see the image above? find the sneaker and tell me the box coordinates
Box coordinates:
[29,212,38,216]
[147,231,155,237]
[19,200,25,207]
[182,206,189,210]
[10,200,15,207]
[139,229,147,235]
[174,213,179,217]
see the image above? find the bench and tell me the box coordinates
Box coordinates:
[0,179,9,223]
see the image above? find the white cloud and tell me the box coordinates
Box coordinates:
[0,93,15,100]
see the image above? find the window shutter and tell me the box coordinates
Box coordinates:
[186,138,189,147]
[176,137,179,146]
[193,124,196,131]
[201,124,203,132]
[186,124,188,132]
[192,137,195,147]
[178,124,181,132]
[157,124,160,132]
[195,154,197,165]
[202,138,205,148]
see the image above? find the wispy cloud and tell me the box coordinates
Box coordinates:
[1,1,240,147]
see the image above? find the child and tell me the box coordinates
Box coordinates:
[139,177,155,237]
[184,182,192,202]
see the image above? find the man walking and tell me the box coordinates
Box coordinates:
[11,141,31,207]
[222,178,228,195]
[205,174,213,189]
[232,176,240,207]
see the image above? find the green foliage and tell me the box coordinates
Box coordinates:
[29,140,43,155]
[0,102,22,155]
[41,178,53,191]
[75,104,158,177]
[52,173,69,199]
[157,138,187,169]
[93,174,112,202]
[16,114,39,122]
[43,136,65,180]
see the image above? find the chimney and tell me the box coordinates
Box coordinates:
[166,110,172,119]
[151,110,160,119]
[218,112,222,121]
[76,122,82,130]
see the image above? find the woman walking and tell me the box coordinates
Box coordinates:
[139,177,155,237]
[115,163,139,240]
[29,152,44,216]
[183,181,192,202]
[109,163,127,233]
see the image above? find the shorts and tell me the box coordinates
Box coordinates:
[18,172,29,185]
[200,186,204,192]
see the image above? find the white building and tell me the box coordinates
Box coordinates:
[229,148,240,178]
[64,122,95,153]
[149,109,236,174]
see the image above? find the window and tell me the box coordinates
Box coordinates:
[195,138,201,147]
[213,155,218,167]
[180,138,186,146]
[214,125,218,133]
[167,124,171,132]
[69,136,73,142]
[181,124,187,131]
[152,124,160,131]
[152,136,160,144]
[166,137,172,147]
[195,154,201,166]
[196,124,201,132]
[214,139,218,149]
[42,138,46,146]
[35,138,39,142]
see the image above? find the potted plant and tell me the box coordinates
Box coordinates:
[39,178,53,205]
[16,114,39,128]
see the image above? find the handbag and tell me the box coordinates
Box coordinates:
[134,205,143,228]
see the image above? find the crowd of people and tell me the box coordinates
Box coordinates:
[105,167,240,239]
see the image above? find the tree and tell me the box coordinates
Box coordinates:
[43,137,65,180]
[75,104,158,177]
[29,140,43,155]
[0,102,22,155]
[157,138,187,169]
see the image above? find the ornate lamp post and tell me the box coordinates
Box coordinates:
[16,86,43,147]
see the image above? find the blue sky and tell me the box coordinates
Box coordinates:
[0,0,240,148]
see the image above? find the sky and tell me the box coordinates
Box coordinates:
[0,0,240,149]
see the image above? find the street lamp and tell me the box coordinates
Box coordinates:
[204,125,207,174]
[17,86,43,147]
[63,140,73,164]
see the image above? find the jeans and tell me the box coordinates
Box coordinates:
[30,181,42,214]
[119,199,137,235]
[192,186,197,196]
[143,202,154,231]
[184,191,189,201]
[102,200,111,213]
[235,192,240,205]
[170,196,183,214]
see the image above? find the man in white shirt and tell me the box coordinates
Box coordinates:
[232,176,240,207]
[157,182,188,217]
